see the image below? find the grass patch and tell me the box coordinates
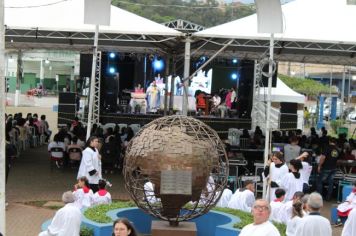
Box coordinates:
[24,201,47,208]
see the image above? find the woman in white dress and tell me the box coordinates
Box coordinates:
[77,136,101,193]
[286,200,304,236]
[281,159,304,201]
[263,152,289,202]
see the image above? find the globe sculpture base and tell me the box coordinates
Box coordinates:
[151,221,197,236]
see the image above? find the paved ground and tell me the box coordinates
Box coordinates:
[4,97,344,236]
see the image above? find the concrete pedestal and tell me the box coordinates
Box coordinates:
[151,221,197,236]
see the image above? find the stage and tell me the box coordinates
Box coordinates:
[99,112,251,139]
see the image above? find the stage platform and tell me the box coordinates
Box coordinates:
[100,112,251,139]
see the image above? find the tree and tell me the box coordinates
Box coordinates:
[111,0,255,27]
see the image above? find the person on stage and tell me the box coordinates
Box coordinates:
[77,136,102,193]
[146,80,161,112]
[263,152,289,202]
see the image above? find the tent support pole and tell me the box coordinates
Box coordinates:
[263,33,274,200]
[182,38,191,116]
[0,0,5,232]
[86,24,99,140]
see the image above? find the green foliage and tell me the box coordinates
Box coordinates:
[330,119,346,135]
[279,74,337,98]
[213,207,286,236]
[84,201,136,223]
[80,226,94,236]
[84,202,286,236]
[212,207,253,229]
[111,0,255,27]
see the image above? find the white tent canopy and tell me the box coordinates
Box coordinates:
[5,0,182,36]
[258,78,305,104]
[5,0,183,53]
[192,0,356,65]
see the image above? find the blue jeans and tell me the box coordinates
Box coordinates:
[317,169,336,200]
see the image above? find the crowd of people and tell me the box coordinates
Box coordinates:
[6,110,356,235]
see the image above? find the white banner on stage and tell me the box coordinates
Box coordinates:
[84,0,111,26]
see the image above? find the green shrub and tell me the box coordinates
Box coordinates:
[84,201,136,223]
[213,207,286,236]
[330,119,345,135]
[80,226,93,236]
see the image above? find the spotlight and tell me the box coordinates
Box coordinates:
[45,59,50,64]
[232,58,238,64]
[231,73,238,80]
[109,67,116,74]
[109,52,116,59]
[153,58,164,71]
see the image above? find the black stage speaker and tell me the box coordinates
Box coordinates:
[261,62,278,87]
[58,92,76,127]
[80,54,93,78]
[237,60,255,118]
[280,102,298,129]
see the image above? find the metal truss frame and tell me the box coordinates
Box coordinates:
[190,37,356,65]
[5,27,179,55]
[163,19,205,33]
[92,51,101,124]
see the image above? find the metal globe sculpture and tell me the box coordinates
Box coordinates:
[123,115,229,226]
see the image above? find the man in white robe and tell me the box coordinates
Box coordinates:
[38,191,81,236]
[295,192,332,236]
[239,199,280,236]
[342,208,356,236]
[227,180,255,212]
[215,187,233,208]
[269,188,286,223]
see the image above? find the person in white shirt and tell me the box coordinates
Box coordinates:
[227,180,255,212]
[336,182,356,225]
[270,188,286,223]
[38,191,81,236]
[281,159,304,201]
[48,134,66,168]
[239,199,280,236]
[286,200,304,236]
[342,208,356,236]
[92,179,112,205]
[295,192,332,236]
[73,176,94,209]
[284,136,301,164]
[263,152,289,202]
[77,136,101,193]
[279,191,304,224]
[215,186,233,208]
[296,152,312,193]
